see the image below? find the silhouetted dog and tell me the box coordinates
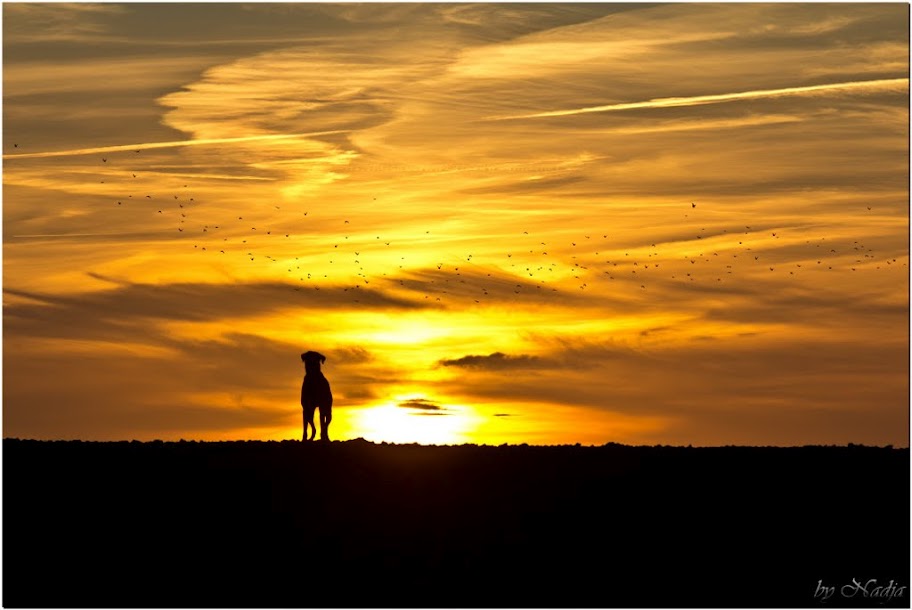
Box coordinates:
[301,351,333,441]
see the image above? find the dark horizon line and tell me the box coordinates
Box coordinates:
[2,437,907,450]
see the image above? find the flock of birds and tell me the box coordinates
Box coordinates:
[22,144,905,307]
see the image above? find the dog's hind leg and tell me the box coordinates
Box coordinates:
[319,407,332,442]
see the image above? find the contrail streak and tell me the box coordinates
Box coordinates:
[8,232,151,238]
[2,130,351,160]
[488,78,909,120]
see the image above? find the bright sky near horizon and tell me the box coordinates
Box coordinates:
[3,2,909,446]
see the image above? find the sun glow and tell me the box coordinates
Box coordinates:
[359,318,455,346]
[343,400,483,445]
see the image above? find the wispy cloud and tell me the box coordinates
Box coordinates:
[2,131,350,160]
[439,352,543,370]
[3,3,124,43]
[398,398,446,411]
[3,277,429,340]
[489,78,909,121]
[431,334,908,444]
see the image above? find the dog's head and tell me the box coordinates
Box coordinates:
[301,351,326,374]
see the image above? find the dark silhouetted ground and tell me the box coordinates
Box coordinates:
[3,438,909,608]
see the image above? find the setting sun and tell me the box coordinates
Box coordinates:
[342,400,483,445]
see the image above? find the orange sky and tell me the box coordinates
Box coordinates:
[3,2,909,446]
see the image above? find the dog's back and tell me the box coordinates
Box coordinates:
[301,371,332,408]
